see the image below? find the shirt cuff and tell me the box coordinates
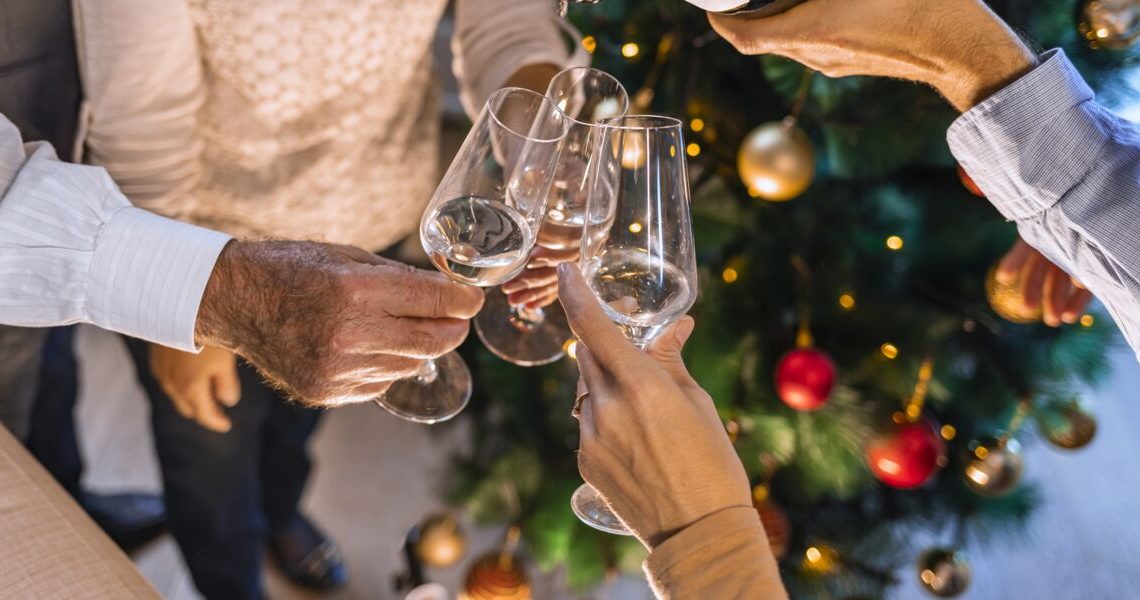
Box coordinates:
[947,49,1105,221]
[87,199,231,352]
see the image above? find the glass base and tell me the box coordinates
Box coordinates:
[374,351,472,424]
[474,288,571,367]
[571,483,633,535]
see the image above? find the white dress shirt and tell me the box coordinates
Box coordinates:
[0,116,231,351]
[950,49,1140,360]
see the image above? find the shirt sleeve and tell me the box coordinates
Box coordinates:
[643,506,787,599]
[0,116,230,351]
[948,49,1140,361]
[452,0,589,118]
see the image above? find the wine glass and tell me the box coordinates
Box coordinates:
[570,115,699,534]
[375,88,567,423]
[475,67,629,366]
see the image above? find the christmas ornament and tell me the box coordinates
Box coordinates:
[956,164,984,197]
[986,266,1042,324]
[411,513,467,568]
[1039,402,1098,450]
[917,548,971,597]
[866,417,945,488]
[962,436,1023,497]
[461,554,530,600]
[775,348,836,411]
[752,485,791,559]
[1079,0,1140,50]
[738,117,814,201]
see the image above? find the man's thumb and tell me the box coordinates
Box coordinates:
[646,316,696,382]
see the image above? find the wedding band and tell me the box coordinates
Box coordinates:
[572,391,590,419]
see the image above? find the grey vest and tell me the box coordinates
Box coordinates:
[0,0,81,157]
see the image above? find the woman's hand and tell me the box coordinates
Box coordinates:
[150,344,241,433]
[996,238,1093,327]
[557,263,752,549]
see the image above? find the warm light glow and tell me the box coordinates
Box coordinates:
[1080,314,1095,327]
[905,404,922,420]
[966,464,990,485]
[941,424,957,440]
[722,267,739,284]
[876,458,901,475]
[921,569,938,585]
[669,145,677,157]
[564,339,578,360]
[581,35,597,54]
[628,222,643,234]
[891,411,906,424]
[1097,28,1110,39]
[621,42,640,58]
[805,547,822,563]
[886,235,904,251]
[974,446,989,459]
[752,179,781,197]
[880,343,899,359]
[686,142,701,157]
[838,293,856,310]
[690,118,705,132]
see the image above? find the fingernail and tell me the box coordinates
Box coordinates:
[675,317,695,345]
[502,282,523,293]
[1062,312,1078,324]
[557,263,571,277]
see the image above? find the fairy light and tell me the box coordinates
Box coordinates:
[880,343,899,359]
[581,35,597,54]
[941,424,957,441]
[628,222,643,234]
[690,118,705,132]
[886,235,904,251]
[1080,314,1095,327]
[621,42,640,58]
[686,142,701,157]
[563,339,578,360]
[838,293,856,310]
[722,267,739,284]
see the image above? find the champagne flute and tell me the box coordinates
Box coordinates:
[375,88,567,423]
[475,67,629,366]
[570,115,699,534]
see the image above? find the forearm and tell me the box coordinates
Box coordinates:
[644,506,787,599]
[949,50,1140,358]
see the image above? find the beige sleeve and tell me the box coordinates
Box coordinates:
[72,0,204,218]
[643,506,788,600]
[452,0,588,118]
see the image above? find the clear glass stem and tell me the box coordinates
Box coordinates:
[508,305,546,333]
[416,359,440,384]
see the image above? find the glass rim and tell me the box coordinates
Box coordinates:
[548,67,631,128]
[597,114,684,132]
[486,87,567,144]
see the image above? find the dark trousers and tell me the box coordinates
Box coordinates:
[28,328,323,600]
[123,338,322,600]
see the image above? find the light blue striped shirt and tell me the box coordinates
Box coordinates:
[949,49,1140,361]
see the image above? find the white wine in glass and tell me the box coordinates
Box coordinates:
[475,67,629,366]
[571,115,699,535]
[375,88,567,424]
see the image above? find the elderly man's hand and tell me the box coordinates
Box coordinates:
[558,263,752,549]
[709,0,1037,112]
[194,241,483,408]
[997,238,1093,327]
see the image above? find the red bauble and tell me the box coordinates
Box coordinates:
[775,348,836,411]
[956,164,984,197]
[865,418,945,489]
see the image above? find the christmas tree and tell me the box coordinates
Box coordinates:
[448,1,1131,596]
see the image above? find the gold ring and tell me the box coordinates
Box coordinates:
[572,391,590,419]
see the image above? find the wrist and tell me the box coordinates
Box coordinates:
[930,5,1037,111]
[195,240,254,352]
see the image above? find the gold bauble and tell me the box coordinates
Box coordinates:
[1079,0,1140,50]
[1042,404,1098,450]
[985,266,1042,324]
[461,553,531,600]
[413,514,467,568]
[917,548,971,598]
[737,117,814,202]
[962,437,1023,497]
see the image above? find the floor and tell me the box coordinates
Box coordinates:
[74,324,1140,600]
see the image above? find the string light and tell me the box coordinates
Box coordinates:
[581,35,597,54]
[563,339,578,360]
[886,235,904,251]
[621,42,640,58]
[1080,314,1095,327]
[690,118,705,132]
[686,142,701,157]
[880,343,899,359]
[838,293,856,310]
[941,424,957,441]
[722,267,739,284]
[628,222,643,234]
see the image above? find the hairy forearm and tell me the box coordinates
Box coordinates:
[932,4,1037,111]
